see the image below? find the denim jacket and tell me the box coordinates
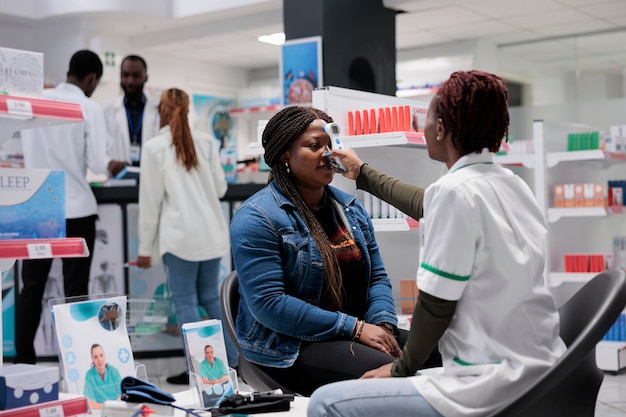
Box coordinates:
[230,181,398,368]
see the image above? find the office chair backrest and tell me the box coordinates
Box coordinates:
[220,270,295,394]
[488,269,626,417]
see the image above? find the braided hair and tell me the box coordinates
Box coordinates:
[159,88,198,171]
[262,106,344,310]
[436,70,509,156]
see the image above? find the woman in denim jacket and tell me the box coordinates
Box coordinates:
[230,106,440,396]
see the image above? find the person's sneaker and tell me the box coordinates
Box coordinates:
[166,371,189,385]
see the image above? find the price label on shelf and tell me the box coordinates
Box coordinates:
[6,99,34,118]
[39,404,65,417]
[27,242,53,258]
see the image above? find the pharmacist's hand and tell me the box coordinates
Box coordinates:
[108,160,125,177]
[329,148,364,180]
[361,362,393,379]
[359,323,401,358]
[136,256,151,269]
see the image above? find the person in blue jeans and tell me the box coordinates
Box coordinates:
[136,88,238,383]
[230,106,440,396]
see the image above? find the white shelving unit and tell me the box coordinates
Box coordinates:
[0,94,89,365]
[496,120,626,289]
[530,120,626,373]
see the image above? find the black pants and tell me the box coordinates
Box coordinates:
[257,329,442,396]
[15,215,97,364]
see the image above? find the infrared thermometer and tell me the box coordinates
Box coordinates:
[324,122,347,172]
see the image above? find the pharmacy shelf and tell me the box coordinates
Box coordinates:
[494,153,534,168]
[547,206,626,223]
[228,104,281,115]
[343,131,426,148]
[549,272,596,286]
[0,95,84,145]
[0,238,89,260]
[0,394,89,417]
[371,217,419,232]
[0,95,83,125]
[546,149,626,168]
[246,131,426,155]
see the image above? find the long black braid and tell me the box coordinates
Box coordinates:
[262,106,344,310]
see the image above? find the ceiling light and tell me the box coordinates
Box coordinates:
[258,32,285,46]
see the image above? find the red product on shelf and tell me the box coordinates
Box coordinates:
[355,111,362,135]
[347,111,354,136]
[384,107,392,132]
[369,109,376,133]
[391,106,398,131]
[403,105,411,131]
[378,108,386,133]
[362,110,369,134]
[564,254,574,272]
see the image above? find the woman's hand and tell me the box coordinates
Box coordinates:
[358,322,401,358]
[361,362,393,379]
[136,256,151,269]
[329,148,364,180]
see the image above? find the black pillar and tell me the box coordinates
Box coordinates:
[283,0,397,96]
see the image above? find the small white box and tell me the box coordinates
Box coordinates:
[596,341,626,372]
[0,47,44,98]
[0,364,59,410]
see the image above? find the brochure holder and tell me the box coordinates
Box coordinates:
[49,293,137,407]
[181,319,235,408]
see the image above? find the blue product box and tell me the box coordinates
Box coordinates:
[0,168,65,239]
[0,364,59,410]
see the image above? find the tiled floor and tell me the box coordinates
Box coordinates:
[596,372,626,416]
[152,368,626,415]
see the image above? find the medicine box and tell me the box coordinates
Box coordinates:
[400,280,418,314]
[0,364,59,410]
[0,47,44,98]
[0,168,65,239]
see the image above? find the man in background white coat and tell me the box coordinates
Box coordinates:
[104,55,160,171]
[16,50,112,363]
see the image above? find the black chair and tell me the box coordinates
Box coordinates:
[220,270,296,394]
[487,269,626,417]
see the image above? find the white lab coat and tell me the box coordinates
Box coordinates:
[103,94,160,163]
[21,82,111,219]
[137,126,230,262]
[411,149,567,417]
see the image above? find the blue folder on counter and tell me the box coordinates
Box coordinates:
[114,166,140,180]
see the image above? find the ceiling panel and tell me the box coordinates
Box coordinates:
[464,0,565,19]
[430,20,519,39]
[534,20,616,37]
[397,6,487,30]
[503,9,596,29]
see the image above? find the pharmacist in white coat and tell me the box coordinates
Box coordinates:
[310,70,567,417]
[103,55,159,169]
[17,50,112,364]
[136,88,238,374]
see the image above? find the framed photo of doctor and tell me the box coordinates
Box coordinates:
[280,36,323,105]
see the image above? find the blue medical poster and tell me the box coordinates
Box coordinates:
[192,94,237,151]
[281,36,322,105]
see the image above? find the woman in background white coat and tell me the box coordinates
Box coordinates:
[136,88,238,370]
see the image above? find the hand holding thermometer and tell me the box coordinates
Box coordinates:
[324,122,347,172]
